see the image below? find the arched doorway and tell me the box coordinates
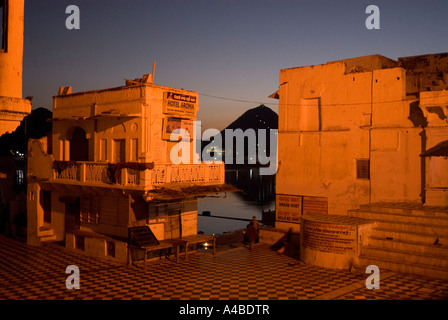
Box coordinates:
[69,127,89,161]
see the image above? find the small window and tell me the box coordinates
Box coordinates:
[15,169,24,185]
[80,196,99,224]
[0,0,7,52]
[356,159,370,179]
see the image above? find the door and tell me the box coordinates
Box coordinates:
[70,127,89,161]
[164,210,182,239]
[113,139,126,163]
[65,198,80,233]
[42,190,52,224]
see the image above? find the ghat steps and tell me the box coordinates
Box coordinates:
[348,202,448,280]
[38,226,56,242]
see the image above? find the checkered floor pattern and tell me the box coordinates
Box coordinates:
[0,234,447,300]
[336,273,448,300]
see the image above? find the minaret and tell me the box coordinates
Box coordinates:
[0,0,31,135]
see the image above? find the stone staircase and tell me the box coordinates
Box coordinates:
[38,226,57,242]
[348,202,448,280]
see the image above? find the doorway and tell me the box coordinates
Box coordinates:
[65,197,80,233]
[69,127,89,161]
[113,139,126,163]
[164,209,182,239]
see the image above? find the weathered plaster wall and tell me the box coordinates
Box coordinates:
[277,55,433,217]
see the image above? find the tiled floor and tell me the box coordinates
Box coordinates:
[0,234,447,301]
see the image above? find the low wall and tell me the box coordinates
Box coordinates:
[259,227,300,249]
[300,213,376,270]
[66,232,128,264]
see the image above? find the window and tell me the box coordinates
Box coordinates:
[356,159,370,179]
[148,204,160,220]
[0,0,7,52]
[80,196,99,224]
[130,138,138,161]
[99,139,107,161]
[15,169,24,185]
[60,139,70,161]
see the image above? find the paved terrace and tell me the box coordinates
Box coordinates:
[1,233,447,303]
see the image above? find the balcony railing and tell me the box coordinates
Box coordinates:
[53,161,224,187]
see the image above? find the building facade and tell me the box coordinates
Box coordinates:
[272,53,448,231]
[0,0,31,135]
[27,75,226,263]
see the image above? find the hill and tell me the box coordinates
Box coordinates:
[201,104,278,165]
[0,107,52,157]
[222,104,278,132]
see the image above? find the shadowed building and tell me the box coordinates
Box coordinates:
[26,75,230,263]
[0,108,52,237]
[0,0,31,135]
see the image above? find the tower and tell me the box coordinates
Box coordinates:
[0,0,31,135]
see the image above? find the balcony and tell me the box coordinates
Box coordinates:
[52,161,225,188]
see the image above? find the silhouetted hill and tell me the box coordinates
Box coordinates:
[201,104,278,165]
[222,104,278,133]
[0,107,52,156]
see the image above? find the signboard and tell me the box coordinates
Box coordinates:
[276,194,302,224]
[163,91,197,118]
[302,220,356,254]
[162,117,194,141]
[302,196,328,215]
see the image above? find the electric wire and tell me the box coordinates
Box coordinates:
[198,91,448,108]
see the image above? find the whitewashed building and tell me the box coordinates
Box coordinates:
[27,75,229,263]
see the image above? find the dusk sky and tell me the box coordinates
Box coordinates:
[23,0,448,131]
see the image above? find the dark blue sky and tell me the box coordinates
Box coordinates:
[23,0,448,130]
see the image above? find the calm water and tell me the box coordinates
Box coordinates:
[197,168,275,235]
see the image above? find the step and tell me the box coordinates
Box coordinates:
[373,228,448,246]
[367,236,448,257]
[372,220,448,238]
[362,245,448,268]
[38,227,54,237]
[359,203,448,218]
[348,209,448,228]
[39,234,57,242]
[358,254,448,280]
[38,227,56,242]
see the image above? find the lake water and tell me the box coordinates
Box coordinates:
[197,168,275,235]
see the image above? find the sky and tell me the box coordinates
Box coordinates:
[22,0,448,131]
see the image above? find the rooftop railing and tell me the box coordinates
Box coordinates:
[53,161,224,187]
